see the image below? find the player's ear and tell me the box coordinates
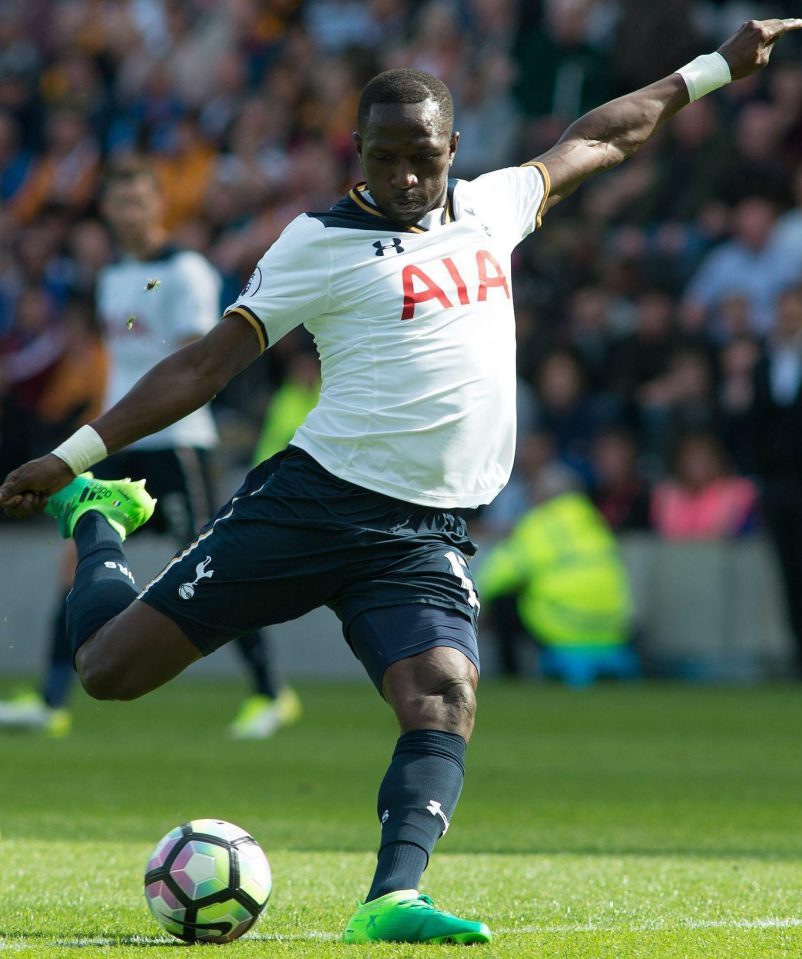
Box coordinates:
[448,131,459,165]
[353,132,363,156]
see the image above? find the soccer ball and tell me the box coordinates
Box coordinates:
[144,818,271,943]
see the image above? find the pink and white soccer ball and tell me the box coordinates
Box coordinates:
[144,818,271,943]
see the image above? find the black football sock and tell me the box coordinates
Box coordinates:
[366,729,466,902]
[235,629,280,699]
[41,588,74,708]
[66,512,138,662]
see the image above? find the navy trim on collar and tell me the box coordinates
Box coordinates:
[308,179,459,232]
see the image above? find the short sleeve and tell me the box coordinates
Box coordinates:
[167,252,222,341]
[462,164,550,245]
[223,215,330,353]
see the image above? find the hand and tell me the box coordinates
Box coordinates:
[0,454,76,518]
[718,18,802,81]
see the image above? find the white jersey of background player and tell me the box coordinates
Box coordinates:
[98,250,219,451]
[224,164,548,508]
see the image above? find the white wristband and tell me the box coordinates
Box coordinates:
[51,425,108,476]
[677,52,732,102]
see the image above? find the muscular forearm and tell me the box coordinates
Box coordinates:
[90,343,220,453]
[92,313,261,454]
[535,19,802,210]
[538,75,688,205]
[0,315,260,512]
[567,75,687,168]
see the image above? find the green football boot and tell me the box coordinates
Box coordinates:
[343,890,492,945]
[45,472,156,541]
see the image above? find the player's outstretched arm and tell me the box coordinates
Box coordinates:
[0,314,262,516]
[535,18,802,211]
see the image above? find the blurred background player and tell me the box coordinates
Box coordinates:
[0,156,300,738]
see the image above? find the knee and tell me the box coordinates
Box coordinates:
[75,644,142,701]
[437,677,477,734]
[401,676,477,740]
[384,647,480,739]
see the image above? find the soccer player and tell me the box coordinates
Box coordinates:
[0,159,299,740]
[1,18,798,944]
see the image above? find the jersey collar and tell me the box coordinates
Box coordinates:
[348,182,457,233]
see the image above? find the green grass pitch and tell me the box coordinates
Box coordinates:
[2,679,802,957]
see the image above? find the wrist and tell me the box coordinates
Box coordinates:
[51,425,108,476]
[676,52,732,102]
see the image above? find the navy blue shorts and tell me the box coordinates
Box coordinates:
[138,447,481,684]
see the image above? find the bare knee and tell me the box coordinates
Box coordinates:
[429,675,477,736]
[75,601,201,701]
[383,648,479,740]
[76,640,143,701]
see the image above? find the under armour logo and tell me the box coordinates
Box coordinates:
[426,799,450,835]
[179,556,214,600]
[373,238,404,256]
[463,206,492,235]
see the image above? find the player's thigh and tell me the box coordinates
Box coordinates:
[348,604,480,738]
[76,599,201,701]
[135,470,342,656]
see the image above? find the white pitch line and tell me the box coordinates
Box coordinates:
[2,919,802,950]
[497,917,802,934]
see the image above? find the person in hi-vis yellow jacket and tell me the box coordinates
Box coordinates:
[478,490,639,686]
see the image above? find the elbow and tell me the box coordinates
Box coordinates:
[600,139,629,168]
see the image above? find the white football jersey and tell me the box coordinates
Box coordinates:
[225,164,549,508]
[98,248,219,450]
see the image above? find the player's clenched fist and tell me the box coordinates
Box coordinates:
[0,454,75,517]
[718,18,802,80]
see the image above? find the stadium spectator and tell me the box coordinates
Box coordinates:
[450,51,521,180]
[0,110,33,201]
[714,101,792,204]
[0,284,68,478]
[682,196,800,336]
[608,288,680,406]
[479,484,638,687]
[751,285,802,669]
[591,427,651,532]
[153,115,216,232]
[514,0,614,126]
[772,162,802,267]
[531,347,603,480]
[651,430,759,540]
[633,98,730,223]
[11,108,100,224]
[717,332,761,472]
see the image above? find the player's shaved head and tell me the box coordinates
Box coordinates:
[358,69,454,134]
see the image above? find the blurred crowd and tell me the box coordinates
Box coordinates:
[2,0,802,550]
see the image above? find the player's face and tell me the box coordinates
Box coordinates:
[355,101,458,227]
[102,176,164,246]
